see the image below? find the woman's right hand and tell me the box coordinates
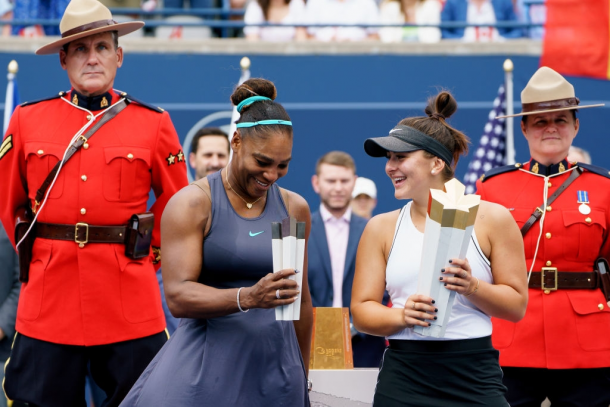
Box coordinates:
[403,294,437,328]
[241,269,300,310]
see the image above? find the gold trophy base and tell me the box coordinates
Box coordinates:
[310,307,354,370]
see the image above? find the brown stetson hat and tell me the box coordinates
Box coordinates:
[36,0,144,55]
[496,66,604,119]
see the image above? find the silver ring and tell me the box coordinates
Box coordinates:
[412,301,416,310]
[276,289,281,299]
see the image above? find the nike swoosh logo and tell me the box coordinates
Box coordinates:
[249,231,264,237]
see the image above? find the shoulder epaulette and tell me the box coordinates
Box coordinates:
[576,162,610,179]
[20,91,67,107]
[480,163,523,183]
[117,90,164,113]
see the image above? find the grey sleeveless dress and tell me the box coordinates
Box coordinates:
[119,171,309,407]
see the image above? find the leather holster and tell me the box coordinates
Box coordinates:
[125,212,154,260]
[596,258,610,302]
[14,207,35,283]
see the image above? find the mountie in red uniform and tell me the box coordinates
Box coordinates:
[476,159,610,369]
[0,89,188,346]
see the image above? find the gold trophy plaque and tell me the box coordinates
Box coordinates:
[309,307,354,370]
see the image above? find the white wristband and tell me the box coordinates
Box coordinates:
[237,287,249,313]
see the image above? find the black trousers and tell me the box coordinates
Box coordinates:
[503,366,610,407]
[4,331,167,407]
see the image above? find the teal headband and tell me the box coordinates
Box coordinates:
[236,120,292,128]
[236,96,271,113]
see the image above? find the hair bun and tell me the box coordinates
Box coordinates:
[424,91,457,120]
[230,78,278,107]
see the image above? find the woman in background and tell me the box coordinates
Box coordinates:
[244,0,307,41]
[379,0,442,43]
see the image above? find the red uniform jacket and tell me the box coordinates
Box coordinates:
[0,90,188,346]
[476,160,610,369]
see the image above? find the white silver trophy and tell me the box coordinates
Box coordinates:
[413,179,480,338]
[271,217,306,321]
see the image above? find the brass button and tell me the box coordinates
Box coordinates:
[546,261,552,266]
[544,289,551,295]
[127,153,134,160]
[86,114,92,120]
[80,208,86,215]
[599,304,605,311]
[547,182,552,187]
[79,243,85,249]
[515,163,522,168]
[121,92,127,96]
[58,91,64,96]
[545,232,551,239]
[546,206,552,212]
[81,175,87,182]
[37,149,43,155]
[585,217,592,224]
[83,143,89,149]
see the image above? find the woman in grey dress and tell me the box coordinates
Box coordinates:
[120,78,312,407]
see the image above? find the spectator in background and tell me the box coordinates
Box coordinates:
[0,0,12,37]
[163,0,217,9]
[308,151,387,367]
[245,0,307,41]
[189,127,230,180]
[0,226,20,407]
[12,0,69,36]
[379,0,441,43]
[350,177,377,219]
[567,145,592,165]
[441,0,522,41]
[305,0,380,42]
[515,0,545,39]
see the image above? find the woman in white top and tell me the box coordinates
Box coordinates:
[244,0,307,41]
[378,0,442,43]
[351,91,528,406]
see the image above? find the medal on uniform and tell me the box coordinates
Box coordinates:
[577,190,591,215]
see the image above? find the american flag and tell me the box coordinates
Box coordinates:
[463,84,507,194]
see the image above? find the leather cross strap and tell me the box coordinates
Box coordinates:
[520,167,583,237]
[33,99,128,212]
[36,222,127,244]
[528,271,598,290]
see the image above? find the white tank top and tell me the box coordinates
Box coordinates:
[387,202,493,341]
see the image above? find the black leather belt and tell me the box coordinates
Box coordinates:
[36,222,127,245]
[528,268,598,291]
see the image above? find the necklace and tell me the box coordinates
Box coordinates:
[225,168,263,209]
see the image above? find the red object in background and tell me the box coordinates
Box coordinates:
[541,0,610,80]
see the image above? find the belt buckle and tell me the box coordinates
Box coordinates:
[541,267,558,294]
[75,222,89,248]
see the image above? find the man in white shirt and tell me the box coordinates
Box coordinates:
[305,0,380,41]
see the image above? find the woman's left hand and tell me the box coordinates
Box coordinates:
[440,258,477,296]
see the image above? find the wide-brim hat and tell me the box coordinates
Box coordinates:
[36,0,144,55]
[497,66,604,119]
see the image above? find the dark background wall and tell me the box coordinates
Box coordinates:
[2,52,608,216]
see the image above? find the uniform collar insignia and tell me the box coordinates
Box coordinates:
[528,158,569,176]
[68,89,114,111]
